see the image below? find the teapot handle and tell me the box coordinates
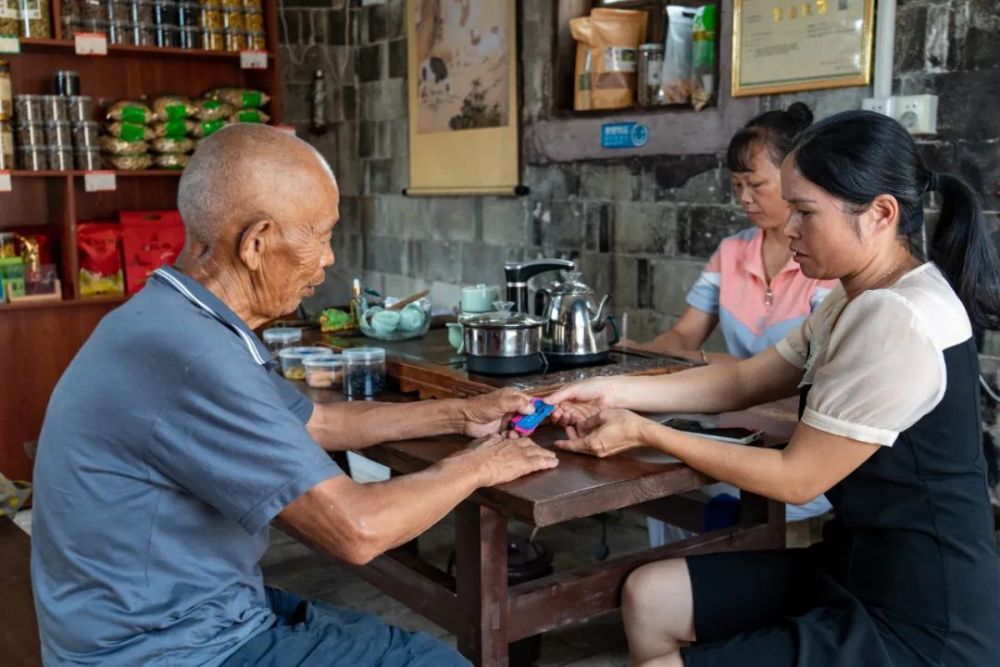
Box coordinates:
[607,314,621,345]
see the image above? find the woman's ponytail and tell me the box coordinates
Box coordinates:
[929,172,1000,330]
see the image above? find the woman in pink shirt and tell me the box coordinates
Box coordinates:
[631,103,837,364]
[639,104,838,536]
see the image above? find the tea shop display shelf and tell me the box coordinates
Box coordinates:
[0,1,283,483]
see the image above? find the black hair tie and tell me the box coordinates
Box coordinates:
[926,172,940,193]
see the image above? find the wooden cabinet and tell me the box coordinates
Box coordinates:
[0,3,283,481]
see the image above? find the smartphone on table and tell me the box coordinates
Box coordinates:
[659,417,762,445]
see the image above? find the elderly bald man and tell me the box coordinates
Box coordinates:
[30,125,557,667]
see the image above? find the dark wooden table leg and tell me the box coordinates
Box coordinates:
[455,501,509,666]
[739,491,786,549]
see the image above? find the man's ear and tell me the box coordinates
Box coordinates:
[237,218,274,271]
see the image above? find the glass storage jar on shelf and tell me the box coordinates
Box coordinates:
[18,0,52,38]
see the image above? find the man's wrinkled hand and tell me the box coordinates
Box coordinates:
[466,433,559,486]
[553,408,650,459]
[461,388,535,438]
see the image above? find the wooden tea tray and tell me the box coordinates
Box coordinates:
[311,328,700,400]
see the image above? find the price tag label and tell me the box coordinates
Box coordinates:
[275,125,296,137]
[240,50,268,70]
[0,171,12,192]
[0,36,19,53]
[75,32,108,55]
[84,171,116,192]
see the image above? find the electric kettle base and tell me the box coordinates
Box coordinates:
[466,354,546,376]
[544,350,611,368]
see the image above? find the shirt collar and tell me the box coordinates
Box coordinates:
[741,227,800,281]
[152,266,274,367]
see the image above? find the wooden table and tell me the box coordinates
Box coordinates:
[303,378,795,666]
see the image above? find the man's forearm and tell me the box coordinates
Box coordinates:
[308,399,466,451]
[278,452,485,564]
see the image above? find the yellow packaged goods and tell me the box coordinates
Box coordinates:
[151,119,196,138]
[152,95,196,122]
[98,135,149,154]
[150,136,193,153]
[0,120,13,170]
[229,109,269,124]
[570,8,647,111]
[193,98,233,120]
[106,121,154,141]
[106,100,153,124]
[224,29,246,52]
[206,87,269,109]
[103,152,152,170]
[153,152,189,169]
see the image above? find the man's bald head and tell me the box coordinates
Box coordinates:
[175,124,340,326]
[178,124,338,246]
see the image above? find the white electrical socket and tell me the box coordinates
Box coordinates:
[892,94,938,135]
[862,97,892,116]
[862,95,938,135]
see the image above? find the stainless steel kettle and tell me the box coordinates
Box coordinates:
[539,271,616,365]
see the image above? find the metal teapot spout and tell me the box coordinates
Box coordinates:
[589,294,611,333]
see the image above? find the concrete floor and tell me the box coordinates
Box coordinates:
[260,511,645,667]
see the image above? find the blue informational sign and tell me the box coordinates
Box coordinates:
[601,122,649,149]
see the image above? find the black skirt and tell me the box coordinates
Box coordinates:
[680,548,954,667]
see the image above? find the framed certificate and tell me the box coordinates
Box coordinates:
[732,0,875,97]
[406,0,520,196]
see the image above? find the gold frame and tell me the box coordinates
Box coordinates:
[406,0,520,197]
[732,0,875,97]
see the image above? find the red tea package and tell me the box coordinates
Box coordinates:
[77,222,124,297]
[119,210,185,294]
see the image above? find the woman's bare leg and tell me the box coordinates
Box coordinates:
[622,558,696,666]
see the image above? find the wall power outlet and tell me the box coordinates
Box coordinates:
[862,95,939,135]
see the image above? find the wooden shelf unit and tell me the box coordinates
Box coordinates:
[0,1,284,482]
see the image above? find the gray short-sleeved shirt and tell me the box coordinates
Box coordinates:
[31,266,342,666]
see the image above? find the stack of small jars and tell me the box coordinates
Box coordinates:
[12,93,97,171]
[60,0,265,51]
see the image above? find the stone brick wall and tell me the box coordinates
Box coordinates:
[280,0,997,336]
[279,0,1000,497]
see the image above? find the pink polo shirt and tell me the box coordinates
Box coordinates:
[685,227,837,358]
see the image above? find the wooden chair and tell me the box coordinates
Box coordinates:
[0,520,42,667]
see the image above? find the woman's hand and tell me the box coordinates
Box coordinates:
[553,408,651,458]
[546,377,623,428]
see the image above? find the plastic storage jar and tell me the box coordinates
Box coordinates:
[277,346,328,381]
[262,326,302,354]
[303,355,344,389]
[342,347,386,399]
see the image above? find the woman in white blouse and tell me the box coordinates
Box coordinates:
[546,111,1000,666]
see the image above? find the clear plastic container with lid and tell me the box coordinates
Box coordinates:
[277,345,327,381]
[66,95,93,123]
[262,326,302,354]
[303,355,344,389]
[74,146,100,170]
[342,347,386,398]
[47,144,73,171]
[44,121,72,145]
[0,121,13,170]
[72,121,100,148]
[41,95,69,123]
[18,145,47,170]
[15,123,44,146]
[14,94,44,125]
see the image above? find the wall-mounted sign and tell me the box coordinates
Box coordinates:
[733,0,874,96]
[601,122,649,149]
